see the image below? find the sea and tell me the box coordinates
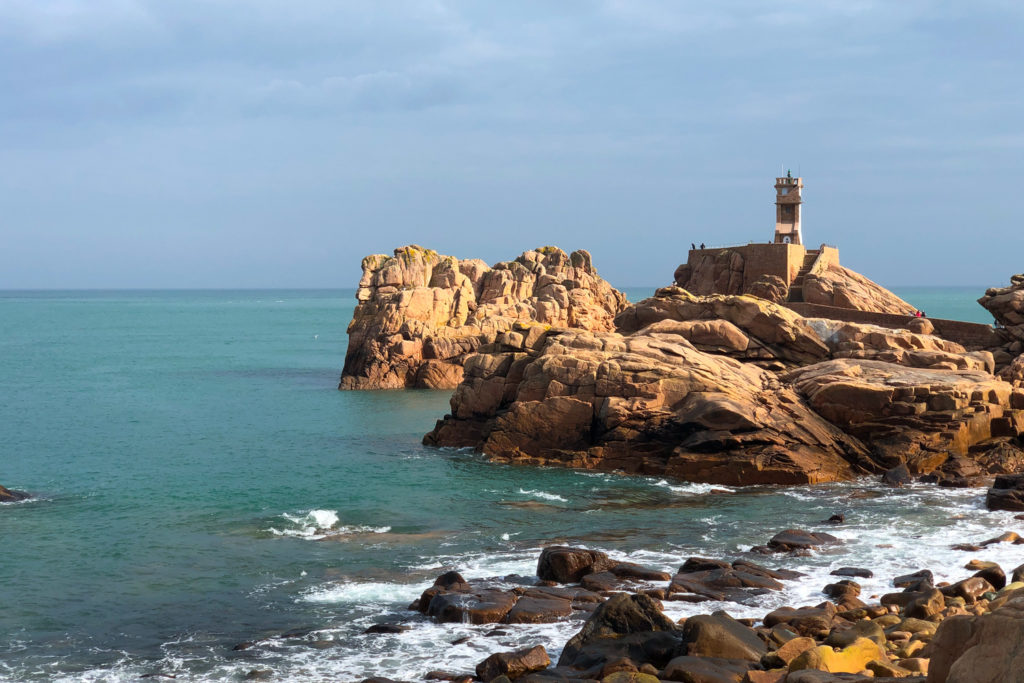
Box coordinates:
[0,286,1017,682]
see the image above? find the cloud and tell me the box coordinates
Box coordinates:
[0,0,1022,288]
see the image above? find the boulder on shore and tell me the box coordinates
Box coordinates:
[924,590,1024,682]
[340,245,627,390]
[985,473,1024,511]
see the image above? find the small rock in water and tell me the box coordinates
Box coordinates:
[831,567,873,579]
[0,485,30,503]
[820,513,845,524]
[449,636,471,646]
[363,624,409,635]
[882,464,913,487]
[751,529,841,554]
[424,671,469,681]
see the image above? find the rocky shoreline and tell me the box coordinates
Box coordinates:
[333,251,1024,680]
[355,532,1024,683]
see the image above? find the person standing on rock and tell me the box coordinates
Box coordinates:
[700,243,705,249]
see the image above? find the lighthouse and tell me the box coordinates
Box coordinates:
[774,172,803,245]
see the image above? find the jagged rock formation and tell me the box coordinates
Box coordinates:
[426,293,875,486]
[339,245,627,390]
[803,263,916,315]
[979,274,1024,379]
[979,273,1024,338]
[425,287,1024,486]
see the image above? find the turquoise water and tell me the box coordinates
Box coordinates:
[0,288,1016,681]
[891,286,993,324]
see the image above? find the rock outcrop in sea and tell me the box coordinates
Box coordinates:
[0,484,29,503]
[425,287,1024,486]
[339,245,627,390]
[340,243,1024,488]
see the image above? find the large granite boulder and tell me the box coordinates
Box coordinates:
[783,359,1024,470]
[803,264,916,315]
[557,593,680,675]
[340,245,627,389]
[674,248,748,296]
[614,288,831,367]
[802,319,993,372]
[985,473,1024,511]
[425,318,875,486]
[476,645,550,682]
[924,591,1024,682]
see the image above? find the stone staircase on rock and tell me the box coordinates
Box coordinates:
[787,249,820,303]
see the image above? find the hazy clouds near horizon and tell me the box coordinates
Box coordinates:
[2,1,1021,289]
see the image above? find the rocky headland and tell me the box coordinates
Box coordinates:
[424,286,1024,488]
[339,246,1024,492]
[340,246,627,390]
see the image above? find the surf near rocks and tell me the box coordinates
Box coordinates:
[355,540,1024,683]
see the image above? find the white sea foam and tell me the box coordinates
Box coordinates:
[268,509,391,540]
[517,488,568,502]
[28,481,1024,683]
[302,581,429,605]
[653,479,734,495]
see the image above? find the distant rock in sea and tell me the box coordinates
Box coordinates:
[339,245,627,390]
[0,484,30,503]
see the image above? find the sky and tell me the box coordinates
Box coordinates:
[1,0,1022,289]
